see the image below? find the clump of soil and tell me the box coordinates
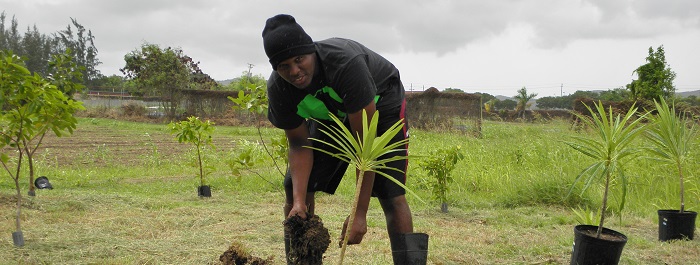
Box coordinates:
[219,242,274,265]
[284,214,331,265]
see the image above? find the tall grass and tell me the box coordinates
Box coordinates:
[1,117,699,264]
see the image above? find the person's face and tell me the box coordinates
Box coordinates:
[276,53,316,89]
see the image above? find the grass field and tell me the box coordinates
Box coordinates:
[1,117,699,264]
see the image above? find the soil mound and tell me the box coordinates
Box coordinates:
[284,214,331,265]
[219,242,273,265]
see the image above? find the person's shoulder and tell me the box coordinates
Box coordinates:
[316,38,361,48]
[266,72,293,94]
[315,38,367,62]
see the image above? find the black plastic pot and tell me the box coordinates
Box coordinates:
[198,185,211,197]
[570,225,627,265]
[12,231,24,247]
[658,210,697,241]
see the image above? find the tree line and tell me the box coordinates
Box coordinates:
[0,11,100,86]
[455,45,698,111]
[1,11,268,119]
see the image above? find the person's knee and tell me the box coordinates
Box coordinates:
[380,195,410,213]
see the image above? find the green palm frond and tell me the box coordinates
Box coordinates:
[305,110,421,264]
[306,110,422,202]
[564,101,648,237]
[646,97,696,165]
[645,97,697,212]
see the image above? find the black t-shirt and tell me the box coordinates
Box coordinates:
[267,38,405,130]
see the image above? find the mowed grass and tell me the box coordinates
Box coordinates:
[1,117,699,264]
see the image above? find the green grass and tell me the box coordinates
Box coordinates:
[1,117,699,264]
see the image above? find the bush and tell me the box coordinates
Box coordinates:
[121,103,147,117]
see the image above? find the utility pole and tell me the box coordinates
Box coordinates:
[560,83,563,97]
[246,63,254,84]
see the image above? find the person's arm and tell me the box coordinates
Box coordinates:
[342,100,377,245]
[285,121,313,219]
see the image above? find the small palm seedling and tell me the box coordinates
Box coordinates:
[306,109,421,265]
[565,101,648,238]
[645,97,698,241]
[646,97,697,213]
[565,101,648,264]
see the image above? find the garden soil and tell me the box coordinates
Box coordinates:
[219,242,274,265]
[284,214,331,265]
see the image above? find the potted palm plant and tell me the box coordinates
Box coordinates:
[565,101,648,265]
[645,97,697,241]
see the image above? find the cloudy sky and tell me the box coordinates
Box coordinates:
[3,0,699,97]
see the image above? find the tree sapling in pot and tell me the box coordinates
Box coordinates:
[169,116,215,197]
[0,51,83,247]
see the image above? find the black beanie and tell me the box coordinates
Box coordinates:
[262,14,316,70]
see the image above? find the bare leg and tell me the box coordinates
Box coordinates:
[381,195,429,264]
[379,195,413,237]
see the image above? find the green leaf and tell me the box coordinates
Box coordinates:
[306,110,419,202]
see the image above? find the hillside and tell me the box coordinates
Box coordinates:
[678,90,700,97]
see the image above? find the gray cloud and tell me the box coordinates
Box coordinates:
[2,0,698,81]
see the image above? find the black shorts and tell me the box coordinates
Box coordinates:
[283,100,409,199]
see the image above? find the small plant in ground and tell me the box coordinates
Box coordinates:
[419,145,464,213]
[140,133,162,167]
[229,82,288,178]
[572,206,601,226]
[226,139,279,189]
[645,97,697,213]
[169,116,215,189]
[306,110,421,265]
[565,101,648,238]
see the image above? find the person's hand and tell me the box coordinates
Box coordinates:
[339,214,367,247]
[287,203,308,220]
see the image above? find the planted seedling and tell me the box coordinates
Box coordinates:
[0,51,83,246]
[419,146,464,213]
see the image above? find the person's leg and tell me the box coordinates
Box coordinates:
[381,195,429,265]
[378,195,413,236]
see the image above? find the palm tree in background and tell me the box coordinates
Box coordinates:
[515,87,537,119]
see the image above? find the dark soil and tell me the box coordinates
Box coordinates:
[284,214,331,265]
[219,242,274,265]
[580,228,627,242]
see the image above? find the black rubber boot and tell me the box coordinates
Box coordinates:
[390,233,429,265]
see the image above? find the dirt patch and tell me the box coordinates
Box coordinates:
[219,242,274,265]
[284,214,331,265]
